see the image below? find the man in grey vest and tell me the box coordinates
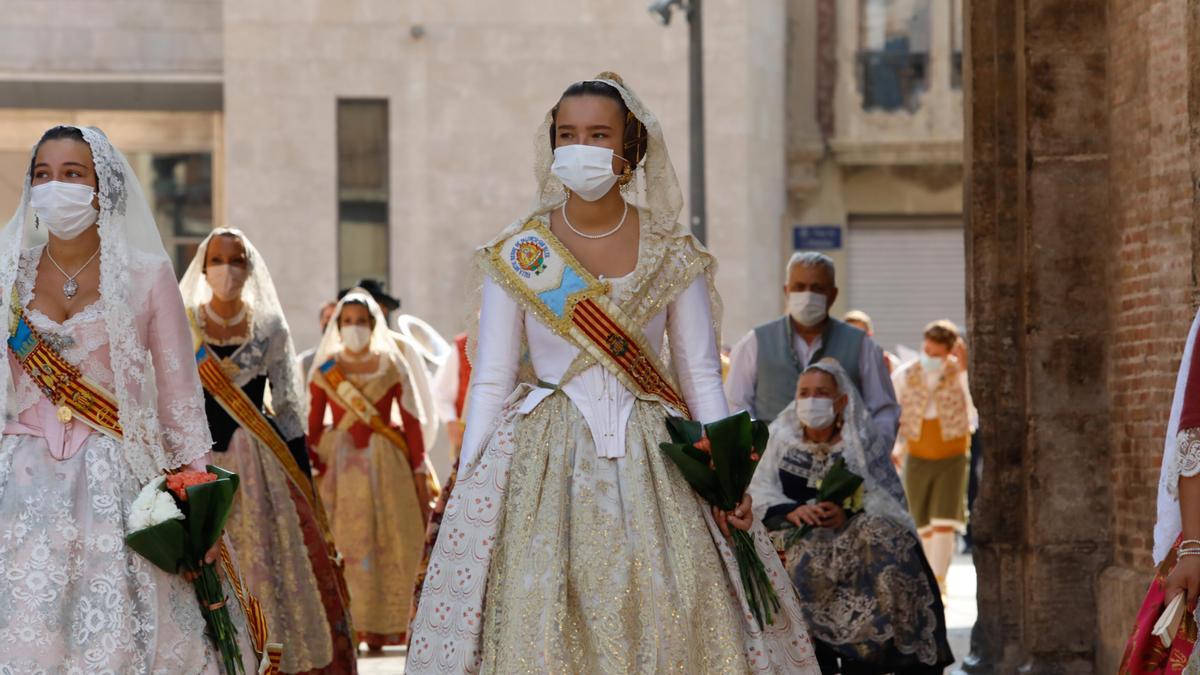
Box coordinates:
[725,252,899,449]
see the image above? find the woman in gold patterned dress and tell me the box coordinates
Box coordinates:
[308,290,430,651]
[179,229,356,674]
[408,73,820,674]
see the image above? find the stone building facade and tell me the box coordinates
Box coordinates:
[0,0,964,355]
[966,0,1199,670]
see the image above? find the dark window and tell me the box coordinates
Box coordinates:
[143,152,213,276]
[337,99,390,291]
[857,0,932,112]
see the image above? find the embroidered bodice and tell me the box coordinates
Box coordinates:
[9,246,113,416]
[308,355,425,464]
[6,245,211,465]
[193,309,305,443]
[461,231,727,466]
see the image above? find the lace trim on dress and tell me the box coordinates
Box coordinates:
[1170,427,1200,498]
[10,248,114,416]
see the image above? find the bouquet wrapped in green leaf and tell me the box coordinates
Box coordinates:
[783,456,865,549]
[660,411,781,628]
[125,465,245,674]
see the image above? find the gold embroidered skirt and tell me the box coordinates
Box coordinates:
[318,428,425,644]
[409,386,819,675]
[223,429,335,672]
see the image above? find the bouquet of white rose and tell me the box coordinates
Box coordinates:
[125,466,247,674]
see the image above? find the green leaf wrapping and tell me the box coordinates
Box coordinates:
[703,411,753,510]
[786,457,864,545]
[180,465,239,561]
[664,416,704,445]
[124,520,188,574]
[659,442,721,504]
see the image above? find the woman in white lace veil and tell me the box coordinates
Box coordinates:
[754,359,911,527]
[409,73,819,674]
[458,72,720,383]
[0,125,256,670]
[307,289,432,650]
[749,359,953,674]
[179,228,357,673]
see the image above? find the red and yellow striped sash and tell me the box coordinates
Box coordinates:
[489,221,693,418]
[572,297,691,416]
[7,308,123,438]
[194,342,351,612]
[317,359,413,453]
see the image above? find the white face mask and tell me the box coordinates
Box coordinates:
[795,396,837,430]
[551,144,620,201]
[920,354,945,374]
[29,181,98,240]
[341,325,372,352]
[787,291,828,328]
[205,264,248,302]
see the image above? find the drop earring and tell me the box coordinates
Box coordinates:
[618,162,634,187]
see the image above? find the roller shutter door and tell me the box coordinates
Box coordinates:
[845,219,967,357]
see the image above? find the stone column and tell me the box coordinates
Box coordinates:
[964,0,1111,671]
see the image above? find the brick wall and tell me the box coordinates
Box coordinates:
[1107,0,1196,574]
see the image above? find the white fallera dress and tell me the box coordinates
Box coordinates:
[409,229,820,674]
[0,247,256,673]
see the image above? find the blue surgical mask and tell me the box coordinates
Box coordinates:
[919,354,945,374]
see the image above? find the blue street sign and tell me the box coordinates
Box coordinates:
[793,225,843,250]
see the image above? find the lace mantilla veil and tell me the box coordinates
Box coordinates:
[766,359,914,530]
[0,125,211,482]
[308,289,427,423]
[178,227,306,433]
[463,72,723,370]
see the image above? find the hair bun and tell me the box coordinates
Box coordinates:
[594,71,625,85]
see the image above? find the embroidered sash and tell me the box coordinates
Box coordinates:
[188,317,351,615]
[317,358,414,454]
[7,308,123,438]
[487,221,692,417]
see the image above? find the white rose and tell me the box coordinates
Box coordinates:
[127,477,177,533]
[149,491,184,525]
[128,498,154,532]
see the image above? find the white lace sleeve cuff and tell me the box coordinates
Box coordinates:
[1170,427,1200,497]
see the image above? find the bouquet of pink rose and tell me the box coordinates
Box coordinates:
[660,411,781,628]
[125,466,244,674]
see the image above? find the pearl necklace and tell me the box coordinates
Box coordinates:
[45,246,101,299]
[561,199,629,240]
[204,302,248,328]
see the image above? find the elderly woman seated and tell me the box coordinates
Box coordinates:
[748,360,954,675]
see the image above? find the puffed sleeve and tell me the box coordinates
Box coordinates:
[264,317,305,441]
[308,380,328,450]
[667,275,730,424]
[458,276,523,468]
[397,381,427,469]
[146,261,213,469]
